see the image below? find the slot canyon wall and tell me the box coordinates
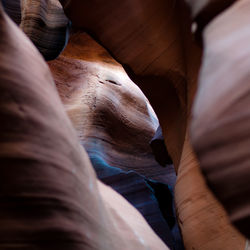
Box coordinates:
[48,31,183,249]
[0,0,250,249]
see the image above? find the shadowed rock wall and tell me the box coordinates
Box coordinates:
[2,0,70,60]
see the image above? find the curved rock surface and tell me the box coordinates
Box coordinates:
[3,0,70,60]
[2,0,21,24]
[59,0,188,167]
[48,32,176,183]
[185,0,236,23]
[58,1,247,249]
[0,4,169,250]
[191,0,250,239]
[48,32,183,249]
[20,0,70,60]
[150,126,173,167]
[176,135,246,250]
[1,0,249,249]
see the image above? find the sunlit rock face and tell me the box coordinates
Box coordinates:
[0,4,170,249]
[48,32,183,249]
[48,32,176,184]
[59,0,188,168]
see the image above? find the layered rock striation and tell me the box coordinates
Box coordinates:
[0,4,169,249]
[2,0,70,60]
[48,31,182,249]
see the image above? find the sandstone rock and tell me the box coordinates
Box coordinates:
[48,30,185,249]
[185,0,236,22]
[150,126,173,167]
[57,1,247,249]
[3,0,70,60]
[20,0,70,60]
[191,0,250,239]
[176,135,246,250]
[2,0,21,24]
[57,1,248,249]
[59,0,188,167]
[0,4,169,249]
[1,0,248,249]
[48,31,174,183]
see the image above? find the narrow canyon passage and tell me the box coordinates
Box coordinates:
[48,31,183,250]
[1,0,250,249]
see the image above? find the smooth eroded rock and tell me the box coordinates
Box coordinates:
[0,4,169,249]
[191,0,250,239]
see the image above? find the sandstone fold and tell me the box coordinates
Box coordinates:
[48,30,184,249]
[2,0,70,60]
[48,32,174,184]
[58,0,188,167]
[2,0,21,24]
[0,4,169,249]
[175,135,245,250]
[57,1,248,249]
[20,0,70,60]
[191,0,250,239]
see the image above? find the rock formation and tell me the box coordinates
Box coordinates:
[1,0,250,249]
[48,32,175,183]
[2,0,21,24]
[2,0,70,60]
[0,4,169,249]
[58,0,247,249]
[59,0,188,167]
[150,126,173,167]
[190,0,250,240]
[48,31,182,249]
[185,0,236,28]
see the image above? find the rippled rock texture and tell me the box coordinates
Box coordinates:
[0,4,169,249]
[48,31,183,249]
[1,0,249,249]
[59,0,188,167]
[48,32,176,183]
[2,0,21,24]
[58,0,246,249]
[2,0,70,60]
